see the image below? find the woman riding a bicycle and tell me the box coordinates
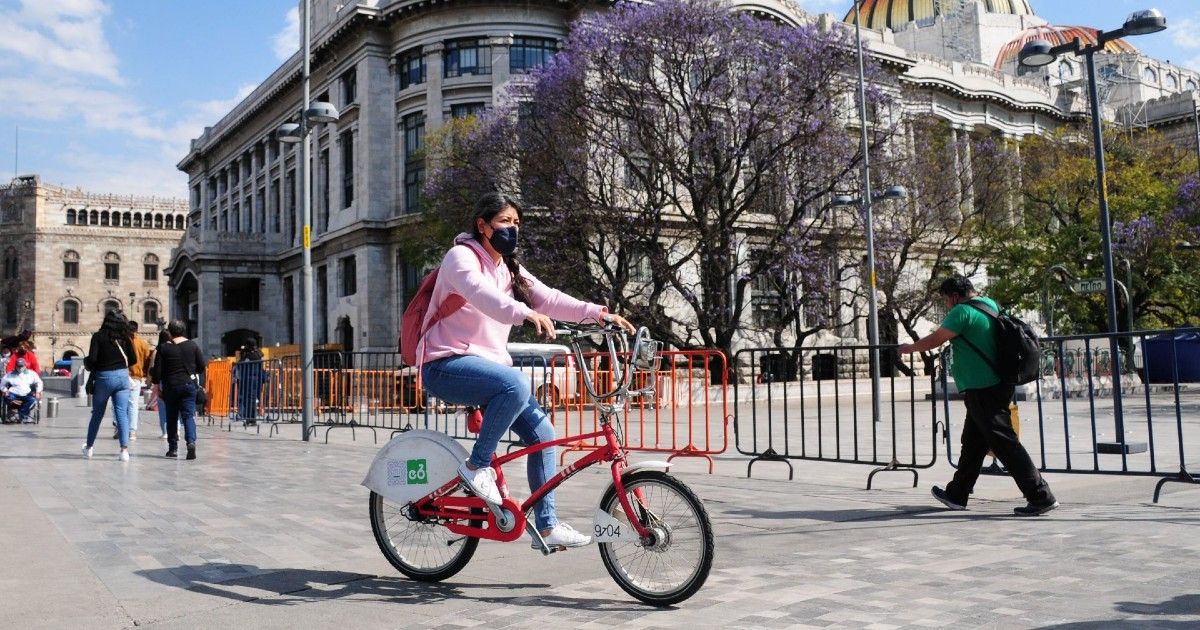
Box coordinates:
[418,192,635,550]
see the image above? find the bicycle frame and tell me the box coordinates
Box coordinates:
[410,325,661,543]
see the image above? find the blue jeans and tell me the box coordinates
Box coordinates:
[86,369,131,448]
[422,355,558,531]
[162,381,198,445]
[158,395,168,434]
[5,392,36,419]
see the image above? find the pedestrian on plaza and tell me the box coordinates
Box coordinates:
[6,339,40,375]
[150,320,205,460]
[147,329,171,439]
[232,339,265,426]
[112,320,152,441]
[897,274,1058,516]
[1,358,41,423]
[418,192,636,550]
[82,310,135,461]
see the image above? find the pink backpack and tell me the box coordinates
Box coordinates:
[398,244,486,366]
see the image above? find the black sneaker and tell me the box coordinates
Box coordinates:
[186,443,196,460]
[165,447,178,458]
[931,486,967,511]
[1014,500,1059,516]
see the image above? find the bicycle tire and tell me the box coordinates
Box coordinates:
[369,491,480,582]
[597,470,714,606]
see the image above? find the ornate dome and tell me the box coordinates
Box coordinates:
[844,0,1036,31]
[993,25,1139,69]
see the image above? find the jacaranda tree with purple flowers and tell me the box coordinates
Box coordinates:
[425,0,878,374]
[982,129,1200,331]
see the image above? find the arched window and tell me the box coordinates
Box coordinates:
[62,299,79,324]
[143,253,159,282]
[4,248,18,280]
[142,301,159,324]
[101,210,111,226]
[154,214,164,229]
[62,250,79,280]
[132,213,142,228]
[1057,60,1074,80]
[1166,74,1179,90]
[175,215,185,230]
[89,210,98,224]
[1188,78,1198,91]
[104,252,120,281]
[122,211,132,227]
[1144,67,1158,83]
[103,299,121,314]
[66,209,76,225]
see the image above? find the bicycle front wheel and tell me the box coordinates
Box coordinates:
[369,491,480,582]
[598,471,714,606]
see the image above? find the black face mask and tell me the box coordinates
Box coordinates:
[489,226,519,256]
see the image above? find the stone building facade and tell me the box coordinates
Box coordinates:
[169,0,1200,358]
[0,175,188,370]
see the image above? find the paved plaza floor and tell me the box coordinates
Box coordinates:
[2,399,1199,629]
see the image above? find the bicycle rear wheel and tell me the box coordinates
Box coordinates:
[369,491,480,582]
[598,470,714,606]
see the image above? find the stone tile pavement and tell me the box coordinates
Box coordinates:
[1,398,1199,628]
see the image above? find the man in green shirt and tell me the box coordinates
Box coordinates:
[898,275,1057,516]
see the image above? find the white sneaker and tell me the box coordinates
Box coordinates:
[118,451,130,462]
[81,444,93,459]
[130,431,137,441]
[533,523,592,549]
[160,432,167,440]
[457,462,501,505]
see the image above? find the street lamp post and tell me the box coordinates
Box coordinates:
[832,185,908,423]
[275,0,339,441]
[851,1,882,423]
[1018,9,1165,455]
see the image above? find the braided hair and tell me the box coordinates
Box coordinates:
[472,192,531,306]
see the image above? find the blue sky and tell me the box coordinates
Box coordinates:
[1,0,1197,198]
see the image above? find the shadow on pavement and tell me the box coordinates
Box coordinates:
[135,563,643,610]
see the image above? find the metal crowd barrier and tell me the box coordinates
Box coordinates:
[199,348,731,470]
[940,328,1200,502]
[733,345,941,487]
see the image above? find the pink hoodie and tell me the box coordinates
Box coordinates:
[419,233,608,366]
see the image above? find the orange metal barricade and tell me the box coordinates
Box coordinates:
[547,350,729,472]
[204,359,233,419]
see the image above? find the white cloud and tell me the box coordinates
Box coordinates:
[793,0,848,15]
[272,7,300,61]
[55,142,188,198]
[0,0,122,84]
[1183,55,1200,74]
[1173,19,1200,49]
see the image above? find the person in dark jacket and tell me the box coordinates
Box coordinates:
[233,339,266,426]
[150,320,206,460]
[83,310,135,461]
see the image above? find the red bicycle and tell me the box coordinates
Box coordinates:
[364,324,714,606]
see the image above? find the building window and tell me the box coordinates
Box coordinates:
[510,37,556,73]
[341,68,357,105]
[144,263,158,281]
[100,211,110,226]
[63,261,78,279]
[66,209,76,225]
[4,300,15,326]
[221,277,261,311]
[450,102,486,119]
[403,112,425,213]
[1188,78,1198,91]
[397,47,425,90]
[339,255,357,296]
[103,300,120,314]
[316,266,328,344]
[318,148,330,232]
[63,299,79,324]
[142,301,159,324]
[3,253,18,280]
[256,188,266,233]
[1166,73,1179,90]
[133,213,143,228]
[341,130,354,208]
[283,275,295,343]
[444,38,491,78]
[271,180,281,233]
[103,252,120,281]
[1144,67,1158,83]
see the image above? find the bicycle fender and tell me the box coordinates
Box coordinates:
[362,429,468,505]
[624,460,671,474]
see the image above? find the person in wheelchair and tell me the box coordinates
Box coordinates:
[1,358,41,424]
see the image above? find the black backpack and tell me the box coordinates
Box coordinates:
[957,299,1041,385]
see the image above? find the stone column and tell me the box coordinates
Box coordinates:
[423,43,444,134]
[490,35,513,96]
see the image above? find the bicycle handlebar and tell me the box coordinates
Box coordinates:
[554,322,658,403]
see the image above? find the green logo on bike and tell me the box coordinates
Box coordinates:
[406,459,428,484]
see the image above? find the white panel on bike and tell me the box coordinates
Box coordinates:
[361,429,469,505]
[592,508,636,542]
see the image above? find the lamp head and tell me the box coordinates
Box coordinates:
[305,101,340,123]
[880,185,908,200]
[1018,39,1056,67]
[275,122,302,143]
[1122,9,1166,36]
[831,194,856,206]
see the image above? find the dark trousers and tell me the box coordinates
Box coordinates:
[946,383,1055,506]
[162,381,198,447]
